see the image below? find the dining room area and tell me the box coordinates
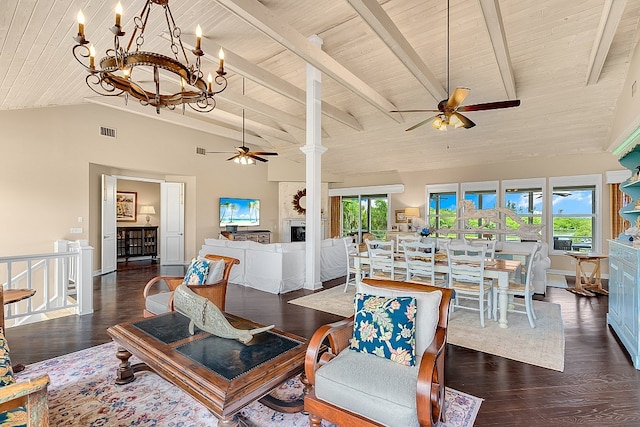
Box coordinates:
[350,235,538,329]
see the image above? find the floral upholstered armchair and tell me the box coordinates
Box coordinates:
[304,278,453,427]
[0,330,50,426]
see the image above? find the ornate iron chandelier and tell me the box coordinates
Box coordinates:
[73,0,227,114]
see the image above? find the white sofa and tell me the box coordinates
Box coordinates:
[199,237,348,294]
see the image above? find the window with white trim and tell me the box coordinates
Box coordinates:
[501,178,545,242]
[549,175,601,253]
[426,184,458,238]
[461,181,498,239]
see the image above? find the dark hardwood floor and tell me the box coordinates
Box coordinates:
[6,261,640,426]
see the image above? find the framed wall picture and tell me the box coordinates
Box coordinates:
[116,191,137,222]
[395,209,407,223]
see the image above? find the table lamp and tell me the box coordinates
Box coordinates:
[140,205,156,225]
[404,207,419,230]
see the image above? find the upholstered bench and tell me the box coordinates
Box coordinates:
[0,331,49,426]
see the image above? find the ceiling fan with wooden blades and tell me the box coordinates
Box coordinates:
[223,143,278,164]
[394,87,521,131]
[392,0,520,131]
[200,78,278,164]
[202,122,279,164]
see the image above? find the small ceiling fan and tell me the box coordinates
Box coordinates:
[203,79,278,164]
[392,0,520,131]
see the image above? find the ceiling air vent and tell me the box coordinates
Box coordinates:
[100,126,117,138]
[196,147,206,155]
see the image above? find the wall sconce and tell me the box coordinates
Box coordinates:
[139,205,156,226]
[404,207,419,230]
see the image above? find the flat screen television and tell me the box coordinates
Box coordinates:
[219,197,260,227]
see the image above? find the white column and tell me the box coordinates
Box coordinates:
[302,34,327,290]
[76,240,94,315]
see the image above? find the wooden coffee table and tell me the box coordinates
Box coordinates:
[107,311,308,426]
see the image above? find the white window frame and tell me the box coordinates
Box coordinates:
[548,174,602,254]
[461,181,499,239]
[426,183,458,236]
[330,185,404,240]
[501,178,546,242]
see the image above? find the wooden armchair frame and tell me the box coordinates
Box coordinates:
[304,278,453,427]
[0,374,49,426]
[142,254,239,317]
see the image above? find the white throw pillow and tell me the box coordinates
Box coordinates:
[197,257,226,284]
[357,282,442,357]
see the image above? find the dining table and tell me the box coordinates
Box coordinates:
[351,252,521,329]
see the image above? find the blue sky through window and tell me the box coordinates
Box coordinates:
[465,193,497,209]
[429,194,457,210]
[552,190,593,214]
[430,189,592,214]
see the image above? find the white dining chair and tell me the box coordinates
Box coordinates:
[402,240,445,286]
[343,238,360,292]
[365,239,399,280]
[492,243,540,328]
[396,234,420,253]
[467,239,497,258]
[445,242,492,327]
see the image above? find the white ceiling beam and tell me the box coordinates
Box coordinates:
[85,96,273,148]
[478,0,517,99]
[346,0,447,102]
[213,0,403,124]
[221,91,329,138]
[585,0,627,85]
[220,90,305,131]
[209,108,297,143]
[162,33,362,131]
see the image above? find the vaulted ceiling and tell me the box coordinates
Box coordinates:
[2,0,640,177]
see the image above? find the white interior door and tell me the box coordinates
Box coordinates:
[101,174,117,274]
[161,182,185,265]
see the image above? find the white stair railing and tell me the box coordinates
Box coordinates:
[0,240,93,327]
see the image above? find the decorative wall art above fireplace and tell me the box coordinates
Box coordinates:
[292,189,306,215]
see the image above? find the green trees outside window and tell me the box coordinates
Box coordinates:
[342,195,388,240]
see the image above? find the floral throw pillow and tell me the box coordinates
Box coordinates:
[0,333,14,386]
[350,293,417,366]
[182,259,211,286]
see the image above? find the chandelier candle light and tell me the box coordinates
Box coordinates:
[73,0,227,114]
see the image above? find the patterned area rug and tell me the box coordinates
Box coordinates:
[16,341,482,426]
[290,285,565,371]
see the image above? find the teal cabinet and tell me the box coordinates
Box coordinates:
[608,239,640,369]
[619,149,640,227]
[619,180,640,225]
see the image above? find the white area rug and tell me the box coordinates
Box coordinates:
[289,285,356,316]
[290,285,565,371]
[447,300,565,371]
[547,273,568,288]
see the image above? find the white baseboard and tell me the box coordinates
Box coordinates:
[548,268,609,280]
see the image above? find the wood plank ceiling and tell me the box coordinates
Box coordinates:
[1,0,639,177]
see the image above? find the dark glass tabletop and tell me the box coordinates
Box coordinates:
[132,312,304,381]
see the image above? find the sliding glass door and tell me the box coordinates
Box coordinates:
[341,195,388,241]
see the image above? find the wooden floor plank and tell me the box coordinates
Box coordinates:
[4,261,640,426]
